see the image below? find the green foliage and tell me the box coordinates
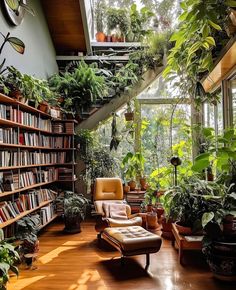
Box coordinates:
[121,151,145,181]
[127,4,154,41]
[192,127,236,178]
[64,192,89,220]
[95,0,107,32]
[49,60,108,115]
[107,7,130,36]
[6,66,57,106]
[0,229,19,290]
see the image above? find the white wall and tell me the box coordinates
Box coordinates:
[0,0,58,79]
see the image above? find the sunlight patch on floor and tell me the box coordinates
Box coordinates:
[67,269,107,290]
[39,246,77,264]
[63,241,86,246]
[8,275,46,290]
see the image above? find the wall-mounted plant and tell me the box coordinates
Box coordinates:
[0,32,25,74]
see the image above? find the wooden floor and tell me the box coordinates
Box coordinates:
[8,219,235,290]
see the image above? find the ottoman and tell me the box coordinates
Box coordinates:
[101,226,162,269]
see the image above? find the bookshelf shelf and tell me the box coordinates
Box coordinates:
[0,163,77,171]
[0,200,53,229]
[0,92,77,236]
[0,180,57,197]
[0,143,75,151]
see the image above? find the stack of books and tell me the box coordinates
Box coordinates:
[52,122,64,133]
[0,151,18,167]
[65,122,74,134]
[58,167,73,181]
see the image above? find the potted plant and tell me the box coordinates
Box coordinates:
[0,229,19,290]
[124,101,134,121]
[14,215,41,269]
[63,191,89,234]
[95,0,106,42]
[107,7,130,42]
[201,183,236,280]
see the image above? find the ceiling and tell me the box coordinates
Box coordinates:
[41,0,87,55]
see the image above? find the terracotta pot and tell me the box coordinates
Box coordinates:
[123,185,130,194]
[106,35,112,42]
[38,102,49,113]
[128,180,136,191]
[125,112,134,121]
[155,206,164,218]
[139,177,146,190]
[146,204,153,212]
[175,221,192,235]
[111,34,118,42]
[95,31,106,42]
[9,89,24,101]
[161,218,175,240]
[146,212,158,229]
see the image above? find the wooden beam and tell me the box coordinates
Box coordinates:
[202,38,236,92]
[77,67,163,130]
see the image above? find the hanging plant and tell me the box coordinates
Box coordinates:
[110,113,121,151]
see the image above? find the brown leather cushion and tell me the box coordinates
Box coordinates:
[107,217,142,227]
[102,226,162,252]
[94,178,123,201]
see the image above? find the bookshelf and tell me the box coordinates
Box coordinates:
[125,190,146,213]
[0,93,78,234]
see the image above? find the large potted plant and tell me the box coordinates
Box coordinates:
[64,191,89,234]
[201,183,236,280]
[14,215,41,269]
[0,229,19,290]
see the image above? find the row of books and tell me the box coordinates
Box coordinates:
[0,131,72,148]
[57,167,74,181]
[52,122,74,134]
[18,151,68,166]
[40,203,56,225]
[0,105,52,131]
[0,168,57,192]
[0,128,18,144]
[0,189,57,223]
[0,151,18,167]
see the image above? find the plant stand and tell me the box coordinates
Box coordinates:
[172,223,203,265]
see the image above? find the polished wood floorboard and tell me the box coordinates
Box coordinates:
[8,220,235,290]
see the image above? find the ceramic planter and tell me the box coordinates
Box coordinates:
[96,31,106,42]
[175,221,192,235]
[128,180,136,191]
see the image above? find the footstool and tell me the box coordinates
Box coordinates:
[101,226,162,270]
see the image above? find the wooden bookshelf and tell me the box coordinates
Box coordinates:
[0,143,75,150]
[0,200,53,228]
[38,214,58,231]
[0,92,77,232]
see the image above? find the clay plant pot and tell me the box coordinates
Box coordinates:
[123,185,130,194]
[125,112,134,121]
[111,34,118,42]
[175,221,192,235]
[95,31,106,42]
[9,89,24,101]
[161,217,174,240]
[106,35,112,42]
[38,101,49,113]
[128,180,136,191]
[139,177,146,190]
[146,212,158,229]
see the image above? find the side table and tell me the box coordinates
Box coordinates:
[172,223,203,265]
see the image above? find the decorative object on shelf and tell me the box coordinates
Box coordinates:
[63,191,89,234]
[0,32,25,76]
[3,0,35,26]
[0,228,19,289]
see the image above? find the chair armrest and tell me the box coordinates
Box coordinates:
[128,213,140,219]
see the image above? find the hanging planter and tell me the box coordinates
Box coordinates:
[124,101,134,121]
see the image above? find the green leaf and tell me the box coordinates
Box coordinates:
[202,24,210,38]
[201,54,212,69]
[192,159,210,172]
[20,3,35,16]
[225,0,236,7]
[202,212,214,228]
[179,11,188,21]
[5,0,19,11]
[10,265,19,276]
[7,37,25,54]
[205,36,216,46]
[223,129,234,140]
[208,20,222,31]
[188,41,202,56]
